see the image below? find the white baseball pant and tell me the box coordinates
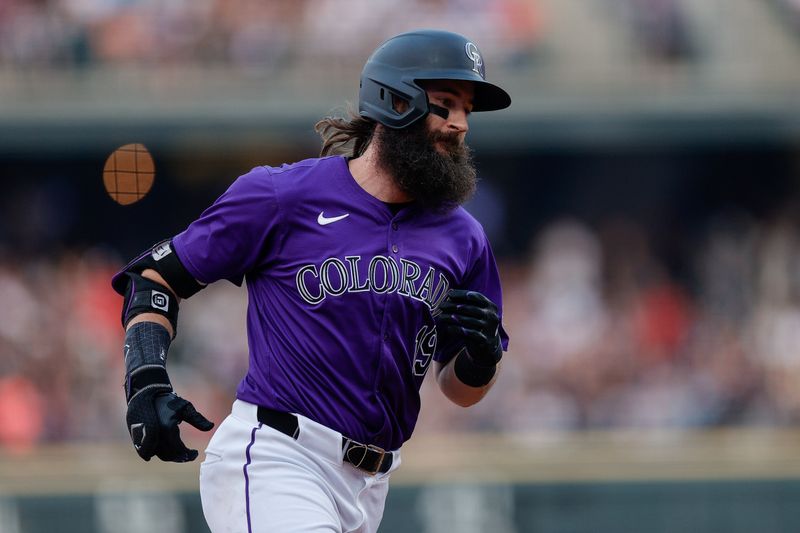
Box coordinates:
[199,400,401,533]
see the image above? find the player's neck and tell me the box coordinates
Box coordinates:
[347,142,412,204]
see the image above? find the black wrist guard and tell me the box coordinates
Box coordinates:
[453,348,497,388]
[124,322,173,402]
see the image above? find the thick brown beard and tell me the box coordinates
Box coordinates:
[375,119,477,212]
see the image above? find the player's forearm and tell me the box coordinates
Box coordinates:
[436,358,500,407]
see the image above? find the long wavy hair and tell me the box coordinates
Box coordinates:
[314,106,376,158]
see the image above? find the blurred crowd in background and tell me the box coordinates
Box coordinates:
[1,0,800,455]
[2,199,800,450]
[11,0,796,69]
[2,0,799,95]
[435,205,800,435]
[0,0,543,68]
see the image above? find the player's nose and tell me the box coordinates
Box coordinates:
[447,109,469,135]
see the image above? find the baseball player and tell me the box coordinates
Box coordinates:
[112,29,510,532]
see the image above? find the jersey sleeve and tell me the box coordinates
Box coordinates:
[434,230,510,365]
[172,166,282,286]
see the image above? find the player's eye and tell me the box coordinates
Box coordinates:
[440,98,455,109]
[432,95,471,117]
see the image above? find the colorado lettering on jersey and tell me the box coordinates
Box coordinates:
[295,255,450,310]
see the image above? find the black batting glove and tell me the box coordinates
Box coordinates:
[125,366,214,462]
[435,289,503,368]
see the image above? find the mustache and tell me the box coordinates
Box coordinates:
[429,131,463,151]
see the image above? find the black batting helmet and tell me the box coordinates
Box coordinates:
[358,29,512,129]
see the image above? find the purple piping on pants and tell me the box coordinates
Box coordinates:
[244,423,263,533]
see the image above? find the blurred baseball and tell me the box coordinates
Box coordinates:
[103,143,155,205]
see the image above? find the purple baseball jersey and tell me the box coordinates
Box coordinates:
[172,156,508,450]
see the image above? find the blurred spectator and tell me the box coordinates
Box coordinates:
[0,375,44,453]
[773,0,800,36]
[614,0,695,62]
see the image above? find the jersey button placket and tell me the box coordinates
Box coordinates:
[389,217,400,254]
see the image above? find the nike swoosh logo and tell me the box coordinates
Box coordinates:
[317,212,350,226]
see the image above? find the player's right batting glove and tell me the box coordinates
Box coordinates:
[435,289,503,368]
[124,322,214,462]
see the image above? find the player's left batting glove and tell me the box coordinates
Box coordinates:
[435,289,503,368]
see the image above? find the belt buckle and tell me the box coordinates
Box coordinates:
[364,444,386,476]
[345,440,387,475]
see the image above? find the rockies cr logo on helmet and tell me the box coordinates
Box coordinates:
[465,42,485,79]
